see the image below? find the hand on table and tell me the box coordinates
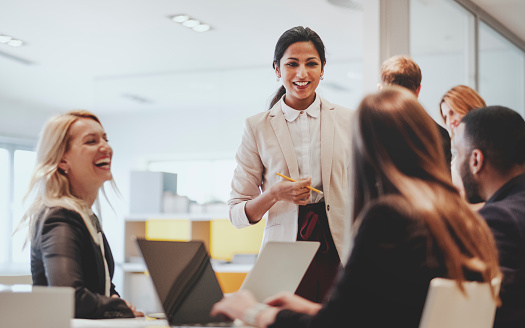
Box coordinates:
[111,294,144,317]
[265,291,322,316]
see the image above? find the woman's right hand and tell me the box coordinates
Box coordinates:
[271,177,312,205]
[264,292,322,316]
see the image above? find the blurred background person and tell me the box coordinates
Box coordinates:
[379,55,452,169]
[440,85,486,137]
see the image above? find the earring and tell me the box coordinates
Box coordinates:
[320,75,324,80]
[65,169,69,174]
[276,76,281,82]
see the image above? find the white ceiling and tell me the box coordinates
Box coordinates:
[0,0,362,115]
[0,0,523,117]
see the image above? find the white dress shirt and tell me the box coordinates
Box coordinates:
[280,95,323,204]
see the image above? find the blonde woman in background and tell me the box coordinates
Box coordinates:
[19,110,143,319]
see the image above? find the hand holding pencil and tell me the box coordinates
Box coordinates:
[276,173,324,194]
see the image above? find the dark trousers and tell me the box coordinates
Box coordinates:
[295,202,341,303]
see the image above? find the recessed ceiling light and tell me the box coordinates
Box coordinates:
[169,15,213,33]
[0,35,12,43]
[8,39,23,47]
[182,19,200,28]
[172,14,189,23]
[193,24,211,32]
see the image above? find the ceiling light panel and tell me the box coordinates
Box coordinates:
[170,14,213,33]
[0,33,25,47]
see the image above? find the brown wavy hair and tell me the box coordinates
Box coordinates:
[440,85,486,123]
[352,87,500,296]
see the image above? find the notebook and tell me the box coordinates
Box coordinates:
[136,239,319,326]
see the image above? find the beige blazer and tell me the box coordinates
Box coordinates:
[228,97,354,259]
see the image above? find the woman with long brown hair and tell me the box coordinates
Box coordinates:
[211,87,500,327]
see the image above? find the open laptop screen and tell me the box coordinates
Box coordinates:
[136,239,231,326]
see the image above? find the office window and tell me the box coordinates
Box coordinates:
[0,148,8,264]
[11,150,36,264]
[479,22,525,116]
[0,144,35,271]
[148,159,236,205]
[410,0,473,122]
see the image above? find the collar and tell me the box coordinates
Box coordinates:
[281,94,321,122]
[486,173,525,203]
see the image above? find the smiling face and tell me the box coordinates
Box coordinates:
[59,118,113,202]
[275,41,324,110]
[441,101,463,135]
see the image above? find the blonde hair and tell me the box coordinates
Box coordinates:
[18,110,112,244]
[440,85,486,122]
[352,87,501,297]
[380,55,422,93]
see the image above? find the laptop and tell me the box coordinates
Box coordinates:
[136,239,319,326]
[0,284,73,328]
[239,241,320,301]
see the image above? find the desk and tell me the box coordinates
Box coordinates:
[71,317,250,328]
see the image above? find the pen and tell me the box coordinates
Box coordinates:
[276,173,324,194]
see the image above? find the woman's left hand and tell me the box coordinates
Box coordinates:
[111,294,145,317]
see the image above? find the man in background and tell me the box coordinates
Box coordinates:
[379,55,452,167]
[454,106,525,327]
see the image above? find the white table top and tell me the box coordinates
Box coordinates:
[71,318,250,328]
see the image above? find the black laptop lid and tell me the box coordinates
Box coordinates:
[136,239,230,325]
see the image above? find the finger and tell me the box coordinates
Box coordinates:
[210,302,222,317]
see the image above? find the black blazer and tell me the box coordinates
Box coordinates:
[270,196,482,328]
[479,174,525,328]
[31,207,134,319]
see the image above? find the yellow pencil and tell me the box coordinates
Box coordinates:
[276,173,324,194]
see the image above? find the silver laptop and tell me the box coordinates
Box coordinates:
[0,284,73,328]
[136,239,319,326]
[240,241,320,301]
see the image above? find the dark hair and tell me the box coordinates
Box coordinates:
[461,106,525,173]
[269,26,326,109]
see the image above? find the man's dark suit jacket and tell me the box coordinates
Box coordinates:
[479,174,525,328]
[31,207,134,319]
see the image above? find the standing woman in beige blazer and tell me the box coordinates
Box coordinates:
[229,26,353,303]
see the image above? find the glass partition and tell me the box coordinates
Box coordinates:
[0,148,8,264]
[410,0,474,123]
[11,150,36,264]
[479,21,525,116]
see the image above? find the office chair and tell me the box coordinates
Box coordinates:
[418,277,500,328]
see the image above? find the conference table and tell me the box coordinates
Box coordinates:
[72,317,250,328]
